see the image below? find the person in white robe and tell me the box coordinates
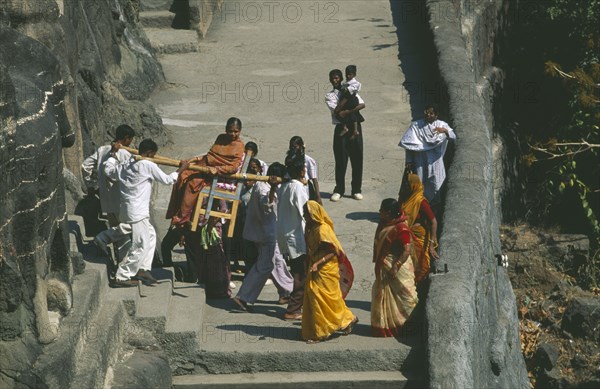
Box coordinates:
[398,104,456,203]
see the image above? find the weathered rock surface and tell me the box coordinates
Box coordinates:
[0,0,169,386]
[561,297,600,342]
[112,350,172,389]
[0,22,74,388]
[423,0,529,387]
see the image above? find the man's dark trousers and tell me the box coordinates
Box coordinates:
[286,254,306,315]
[333,123,363,196]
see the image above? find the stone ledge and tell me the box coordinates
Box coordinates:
[173,371,409,388]
[424,0,529,388]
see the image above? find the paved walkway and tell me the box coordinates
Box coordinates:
[148,0,418,361]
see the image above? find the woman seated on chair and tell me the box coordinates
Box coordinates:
[165,117,245,298]
[166,117,245,226]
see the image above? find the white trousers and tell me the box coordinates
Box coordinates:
[115,218,156,281]
[237,242,292,303]
[95,213,131,260]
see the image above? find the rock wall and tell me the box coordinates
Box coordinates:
[0,0,168,386]
[423,0,529,388]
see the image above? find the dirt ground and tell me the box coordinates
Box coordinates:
[500,223,600,388]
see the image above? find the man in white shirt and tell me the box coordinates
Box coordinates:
[325,69,366,202]
[104,139,189,287]
[277,156,309,320]
[233,163,293,311]
[398,104,456,205]
[82,125,134,263]
[81,124,135,225]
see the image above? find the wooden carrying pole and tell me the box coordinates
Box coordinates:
[121,145,180,165]
[131,155,281,183]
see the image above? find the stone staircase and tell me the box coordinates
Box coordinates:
[31,262,128,388]
[51,213,425,387]
[139,2,200,54]
[28,214,207,388]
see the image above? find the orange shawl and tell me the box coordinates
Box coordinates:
[166,134,244,226]
[400,173,432,282]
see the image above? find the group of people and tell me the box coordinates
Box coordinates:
[81,63,456,341]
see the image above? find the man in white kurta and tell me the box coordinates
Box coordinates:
[82,125,134,261]
[233,165,293,310]
[277,159,309,319]
[104,139,187,286]
[81,125,134,225]
[398,105,456,203]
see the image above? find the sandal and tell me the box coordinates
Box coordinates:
[306,335,330,344]
[232,296,251,312]
[342,317,359,335]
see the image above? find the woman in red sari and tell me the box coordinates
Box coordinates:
[166,117,245,298]
[371,198,418,337]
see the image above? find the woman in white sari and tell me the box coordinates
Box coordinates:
[371,199,418,337]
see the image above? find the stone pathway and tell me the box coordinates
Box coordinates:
[141,0,422,385]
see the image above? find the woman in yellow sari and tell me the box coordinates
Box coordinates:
[399,172,439,283]
[302,200,357,343]
[371,199,418,337]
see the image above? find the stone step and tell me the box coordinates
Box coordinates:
[159,281,206,369]
[172,371,409,388]
[167,289,426,382]
[166,282,205,334]
[140,10,175,28]
[144,27,199,54]
[140,0,174,11]
[134,268,175,333]
[105,279,141,316]
[189,348,419,376]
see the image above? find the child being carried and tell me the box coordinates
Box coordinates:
[336,65,365,139]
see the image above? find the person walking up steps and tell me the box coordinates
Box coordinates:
[232,163,293,312]
[83,124,135,267]
[104,139,189,287]
[278,154,309,320]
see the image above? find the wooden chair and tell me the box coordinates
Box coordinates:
[190,151,253,237]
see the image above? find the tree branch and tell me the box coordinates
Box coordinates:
[529,140,600,160]
[552,65,600,88]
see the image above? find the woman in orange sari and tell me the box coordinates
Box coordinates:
[398,172,439,283]
[166,117,245,298]
[302,200,357,343]
[166,117,245,226]
[371,199,418,337]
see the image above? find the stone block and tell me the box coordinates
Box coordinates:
[534,343,560,371]
[561,297,600,341]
